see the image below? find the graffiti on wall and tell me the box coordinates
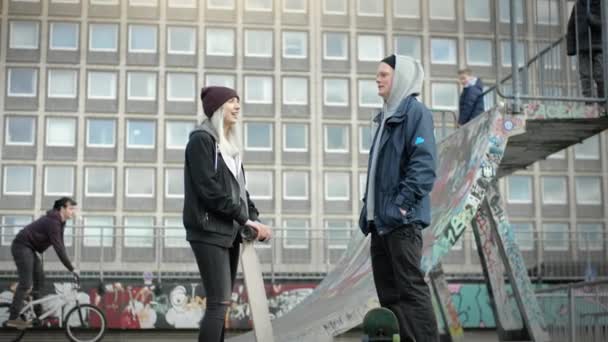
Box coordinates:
[523,102,605,120]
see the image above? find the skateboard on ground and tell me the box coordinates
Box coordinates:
[362,307,400,342]
[240,226,274,342]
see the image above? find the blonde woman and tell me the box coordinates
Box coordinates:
[183,86,271,342]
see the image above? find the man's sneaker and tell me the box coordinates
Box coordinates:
[6,318,33,330]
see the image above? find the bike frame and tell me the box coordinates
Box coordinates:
[18,284,80,326]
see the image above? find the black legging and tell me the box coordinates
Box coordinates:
[190,241,240,342]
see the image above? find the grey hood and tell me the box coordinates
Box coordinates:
[190,118,218,141]
[384,55,424,116]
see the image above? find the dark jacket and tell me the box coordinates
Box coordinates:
[14,210,74,271]
[183,120,259,248]
[567,0,603,56]
[359,96,437,235]
[458,78,485,126]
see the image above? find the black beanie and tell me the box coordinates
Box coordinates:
[381,54,396,69]
[200,86,239,118]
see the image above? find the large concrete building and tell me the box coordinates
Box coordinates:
[0,0,605,278]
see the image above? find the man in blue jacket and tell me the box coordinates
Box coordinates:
[359,54,438,341]
[457,68,485,126]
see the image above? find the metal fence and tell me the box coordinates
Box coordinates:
[536,280,608,342]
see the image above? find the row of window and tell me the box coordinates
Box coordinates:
[8,19,540,68]
[507,175,604,206]
[4,116,376,153]
[0,165,368,203]
[15,0,562,26]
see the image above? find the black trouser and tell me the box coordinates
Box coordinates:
[371,226,438,342]
[578,51,604,100]
[190,241,240,342]
[10,241,44,320]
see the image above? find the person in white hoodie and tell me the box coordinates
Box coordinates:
[359,55,438,341]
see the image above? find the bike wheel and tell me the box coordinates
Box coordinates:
[64,304,107,342]
[0,303,26,342]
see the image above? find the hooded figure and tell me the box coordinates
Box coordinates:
[359,55,439,342]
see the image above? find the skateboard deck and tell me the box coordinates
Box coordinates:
[240,226,274,342]
[362,307,400,342]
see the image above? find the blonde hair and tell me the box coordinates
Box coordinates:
[210,105,242,158]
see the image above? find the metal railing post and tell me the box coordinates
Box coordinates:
[100,226,104,281]
[602,0,608,111]
[568,286,576,342]
[509,0,521,113]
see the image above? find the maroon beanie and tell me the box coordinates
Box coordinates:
[200,86,239,118]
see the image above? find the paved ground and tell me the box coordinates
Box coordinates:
[1,328,502,341]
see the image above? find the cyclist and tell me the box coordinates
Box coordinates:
[6,197,80,329]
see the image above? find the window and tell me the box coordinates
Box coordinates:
[164,218,188,248]
[169,0,196,8]
[359,80,381,108]
[247,171,273,200]
[500,0,524,23]
[206,28,234,56]
[507,175,532,203]
[283,77,308,105]
[466,40,493,66]
[359,125,372,153]
[91,0,119,4]
[358,0,383,16]
[578,223,604,251]
[323,32,348,60]
[89,23,118,52]
[574,135,600,160]
[48,69,77,99]
[543,223,569,251]
[124,217,154,248]
[395,36,421,61]
[126,168,155,198]
[323,0,346,14]
[431,38,457,64]
[5,116,35,146]
[465,0,490,21]
[246,0,272,12]
[83,216,114,247]
[575,177,602,205]
[87,119,115,147]
[166,72,195,102]
[326,220,351,249]
[324,125,349,153]
[359,173,367,201]
[207,0,234,10]
[283,31,307,59]
[245,76,273,104]
[547,150,566,159]
[127,120,155,149]
[358,35,384,62]
[283,219,309,249]
[87,71,117,99]
[245,30,273,58]
[536,0,559,25]
[46,117,76,147]
[501,41,526,67]
[166,121,194,149]
[9,21,39,49]
[8,68,37,97]
[283,123,308,152]
[50,22,78,51]
[542,176,567,204]
[394,0,419,18]
[430,0,455,19]
[128,25,157,53]
[165,168,184,198]
[44,166,74,196]
[167,26,196,55]
[206,74,235,88]
[3,166,34,195]
[512,223,534,251]
[283,172,309,200]
[129,0,157,6]
[245,122,272,151]
[2,216,31,246]
[431,83,459,110]
[325,172,350,200]
[85,167,114,197]
[127,72,156,101]
[284,0,305,13]
[324,78,349,106]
